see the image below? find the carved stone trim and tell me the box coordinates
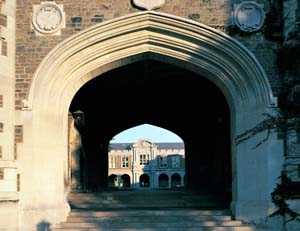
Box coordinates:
[233,1,265,32]
[133,0,165,11]
[32,2,65,35]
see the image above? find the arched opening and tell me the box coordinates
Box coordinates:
[22,11,280,227]
[140,174,150,188]
[111,124,182,143]
[171,173,181,188]
[69,59,230,199]
[108,174,118,189]
[109,124,185,190]
[159,174,169,188]
[121,174,131,188]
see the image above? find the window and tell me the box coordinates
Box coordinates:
[17,174,20,192]
[122,156,129,168]
[159,156,167,168]
[140,154,149,165]
[172,156,180,168]
[109,157,116,168]
[0,168,4,180]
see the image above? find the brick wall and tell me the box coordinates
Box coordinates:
[116,156,121,169]
[233,34,282,95]
[15,0,282,109]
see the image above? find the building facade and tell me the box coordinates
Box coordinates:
[0,0,300,230]
[108,140,185,189]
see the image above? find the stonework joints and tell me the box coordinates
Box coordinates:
[133,0,165,11]
[32,2,65,36]
[232,1,265,32]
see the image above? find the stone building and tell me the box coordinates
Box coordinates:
[108,139,185,189]
[0,0,300,230]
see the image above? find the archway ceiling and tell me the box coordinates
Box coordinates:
[70,60,229,144]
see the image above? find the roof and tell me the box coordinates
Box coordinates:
[110,142,184,150]
[110,143,132,150]
[155,143,184,150]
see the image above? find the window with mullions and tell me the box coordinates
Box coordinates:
[140,154,149,165]
[122,156,129,168]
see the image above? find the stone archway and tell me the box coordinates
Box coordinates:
[108,174,118,188]
[171,173,181,188]
[20,11,283,228]
[140,174,150,188]
[159,174,169,188]
[121,174,131,188]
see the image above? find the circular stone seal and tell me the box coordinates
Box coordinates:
[32,3,63,34]
[233,1,265,32]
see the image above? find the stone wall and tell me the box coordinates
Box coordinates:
[0,0,19,229]
[15,0,282,109]
[0,0,17,192]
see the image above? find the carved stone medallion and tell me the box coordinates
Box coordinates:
[233,1,265,32]
[133,0,165,10]
[32,2,65,35]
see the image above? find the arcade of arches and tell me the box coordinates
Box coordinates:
[107,139,185,189]
[68,60,232,205]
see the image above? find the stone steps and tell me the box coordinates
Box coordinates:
[54,209,254,231]
[67,190,227,210]
[67,215,232,222]
[54,228,253,231]
[54,191,253,231]
[68,209,231,216]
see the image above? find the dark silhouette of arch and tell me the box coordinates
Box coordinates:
[121,174,131,188]
[140,174,150,188]
[108,174,118,188]
[159,173,169,188]
[171,173,181,188]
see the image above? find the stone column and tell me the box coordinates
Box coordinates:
[181,173,184,187]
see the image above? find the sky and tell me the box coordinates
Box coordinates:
[110,124,183,143]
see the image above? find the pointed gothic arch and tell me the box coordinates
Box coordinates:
[20,11,283,227]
